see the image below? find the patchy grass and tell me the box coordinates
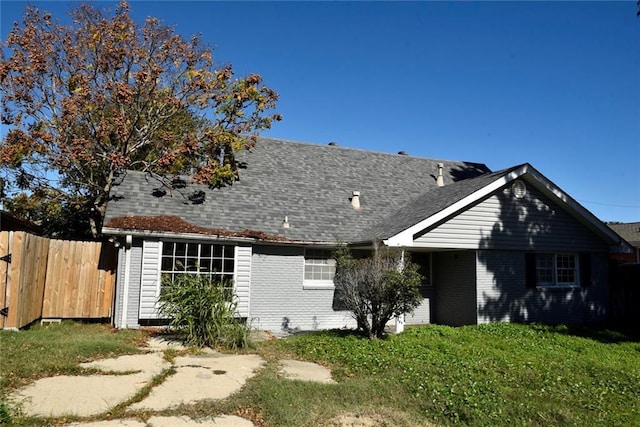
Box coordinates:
[1,322,638,426]
[261,323,640,426]
[0,321,146,392]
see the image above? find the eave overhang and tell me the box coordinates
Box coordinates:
[383,163,633,253]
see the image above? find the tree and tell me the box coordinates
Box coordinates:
[0,1,281,238]
[333,244,423,339]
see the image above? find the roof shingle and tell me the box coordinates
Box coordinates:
[104,137,491,242]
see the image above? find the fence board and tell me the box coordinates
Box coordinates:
[0,231,10,329]
[6,232,24,328]
[0,231,117,328]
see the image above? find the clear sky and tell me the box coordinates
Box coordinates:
[2,1,639,223]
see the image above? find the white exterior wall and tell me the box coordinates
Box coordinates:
[113,242,142,328]
[414,184,606,251]
[234,245,251,317]
[139,240,161,319]
[249,245,355,333]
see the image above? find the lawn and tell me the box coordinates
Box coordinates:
[1,321,638,426]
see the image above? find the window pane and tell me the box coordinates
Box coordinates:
[162,242,174,256]
[212,258,222,272]
[187,243,198,257]
[199,258,212,273]
[536,254,554,284]
[161,257,173,271]
[186,257,198,271]
[174,243,186,257]
[201,244,212,258]
[224,259,234,273]
[556,254,575,284]
[304,249,335,281]
[224,246,234,258]
[213,245,223,257]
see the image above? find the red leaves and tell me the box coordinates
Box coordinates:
[1,0,281,237]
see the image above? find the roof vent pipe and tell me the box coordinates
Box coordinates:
[351,191,361,210]
[436,163,444,187]
[282,216,290,229]
[328,142,338,146]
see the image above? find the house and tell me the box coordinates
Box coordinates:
[102,138,631,332]
[607,222,640,264]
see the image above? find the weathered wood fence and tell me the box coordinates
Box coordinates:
[0,231,116,329]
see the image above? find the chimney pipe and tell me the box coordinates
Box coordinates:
[351,191,361,210]
[436,163,444,187]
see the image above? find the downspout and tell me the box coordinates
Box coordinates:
[120,235,133,329]
[394,249,406,334]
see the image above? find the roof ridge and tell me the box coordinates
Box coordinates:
[256,136,490,167]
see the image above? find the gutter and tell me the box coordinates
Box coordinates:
[102,227,340,248]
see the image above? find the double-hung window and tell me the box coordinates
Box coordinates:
[161,242,235,295]
[304,249,336,289]
[530,253,578,288]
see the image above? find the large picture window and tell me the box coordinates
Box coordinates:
[161,241,234,284]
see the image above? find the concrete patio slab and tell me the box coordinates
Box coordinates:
[280,359,336,384]
[129,354,265,411]
[147,415,254,426]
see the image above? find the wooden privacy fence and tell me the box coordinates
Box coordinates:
[0,231,116,329]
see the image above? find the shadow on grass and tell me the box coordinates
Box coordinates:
[536,323,640,344]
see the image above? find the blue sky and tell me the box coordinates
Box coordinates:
[2,1,639,222]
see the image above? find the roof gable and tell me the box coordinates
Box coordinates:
[383,164,630,251]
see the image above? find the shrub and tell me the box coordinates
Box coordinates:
[334,244,422,339]
[158,274,250,349]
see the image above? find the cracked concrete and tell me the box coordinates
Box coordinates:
[10,336,336,427]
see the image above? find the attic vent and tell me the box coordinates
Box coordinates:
[512,180,526,199]
[397,151,408,155]
[351,191,361,210]
[328,142,338,146]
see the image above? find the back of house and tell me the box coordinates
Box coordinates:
[102,137,631,333]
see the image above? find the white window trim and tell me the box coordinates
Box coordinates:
[536,253,580,289]
[303,249,336,290]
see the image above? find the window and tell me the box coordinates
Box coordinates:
[528,253,578,288]
[161,241,234,284]
[304,249,336,288]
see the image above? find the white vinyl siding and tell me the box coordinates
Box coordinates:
[413,184,607,252]
[234,245,251,317]
[139,240,161,319]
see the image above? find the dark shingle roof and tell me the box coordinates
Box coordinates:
[104,137,491,242]
[365,165,524,240]
[608,222,640,247]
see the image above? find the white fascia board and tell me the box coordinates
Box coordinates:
[523,166,633,250]
[384,165,529,247]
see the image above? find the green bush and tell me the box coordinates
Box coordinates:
[158,274,250,349]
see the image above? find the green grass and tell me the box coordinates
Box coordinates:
[258,323,640,426]
[1,321,638,426]
[0,321,146,392]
